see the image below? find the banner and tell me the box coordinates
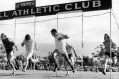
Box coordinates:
[15,1,36,10]
[0,0,112,20]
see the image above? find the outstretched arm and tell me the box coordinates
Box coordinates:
[63,35,69,39]
[14,45,18,51]
[58,34,69,41]
[21,40,25,47]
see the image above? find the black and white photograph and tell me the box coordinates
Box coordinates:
[0,0,119,79]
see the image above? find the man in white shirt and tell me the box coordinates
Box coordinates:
[21,34,37,72]
[51,29,75,73]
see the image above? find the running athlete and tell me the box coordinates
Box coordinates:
[51,29,75,74]
[0,33,18,75]
[21,34,37,72]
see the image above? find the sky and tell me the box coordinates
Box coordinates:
[0,0,119,58]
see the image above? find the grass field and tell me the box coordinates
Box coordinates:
[0,70,119,79]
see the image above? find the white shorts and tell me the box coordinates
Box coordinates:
[25,49,34,59]
[57,48,67,55]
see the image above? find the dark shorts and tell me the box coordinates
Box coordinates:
[105,52,115,57]
[6,49,12,54]
[68,53,72,59]
[6,49,13,59]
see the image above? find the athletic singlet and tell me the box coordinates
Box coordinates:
[103,40,116,52]
[22,39,34,52]
[2,38,14,51]
[55,33,66,50]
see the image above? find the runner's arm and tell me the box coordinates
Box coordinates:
[58,34,69,41]
[14,44,18,51]
[21,40,25,47]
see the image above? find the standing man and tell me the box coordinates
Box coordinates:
[51,29,75,74]
[21,34,37,72]
[103,33,116,75]
[0,33,18,75]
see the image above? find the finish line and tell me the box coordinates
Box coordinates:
[0,0,112,20]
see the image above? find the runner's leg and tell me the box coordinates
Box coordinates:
[62,53,75,73]
[7,51,16,74]
[52,49,58,72]
[23,50,33,72]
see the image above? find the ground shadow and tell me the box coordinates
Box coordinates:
[0,73,29,77]
[0,73,12,76]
